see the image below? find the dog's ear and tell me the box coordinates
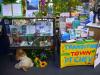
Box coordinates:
[16,49,26,55]
[15,49,26,60]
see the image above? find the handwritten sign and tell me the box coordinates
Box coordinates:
[60,42,97,68]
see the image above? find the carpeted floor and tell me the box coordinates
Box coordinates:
[0,54,100,75]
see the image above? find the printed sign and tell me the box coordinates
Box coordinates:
[60,42,97,68]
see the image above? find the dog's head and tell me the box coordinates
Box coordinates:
[16,49,26,61]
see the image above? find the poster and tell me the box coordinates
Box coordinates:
[2,3,22,16]
[35,21,53,36]
[26,0,39,17]
[9,25,20,34]
[60,42,97,68]
[2,4,12,16]
[12,3,22,16]
[26,0,39,10]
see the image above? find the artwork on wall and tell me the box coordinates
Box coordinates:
[1,3,22,16]
[26,0,39,17]
[26,0,39,10]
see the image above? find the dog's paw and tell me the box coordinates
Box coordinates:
[15,64,20,69]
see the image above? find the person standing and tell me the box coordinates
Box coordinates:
[93,0,100,23]
[93,0,97,23]
[97,2,100,22]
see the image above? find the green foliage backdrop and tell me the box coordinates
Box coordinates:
[3,0,17,4]
[53,0,82,16]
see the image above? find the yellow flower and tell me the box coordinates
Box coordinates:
[40,61,47,68]
[34,57,40,62]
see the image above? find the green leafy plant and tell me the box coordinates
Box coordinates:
[2,0,17,4]
[66,0,82,17]
[53,0,82,17]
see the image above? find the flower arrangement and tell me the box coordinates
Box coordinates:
[34,57,48,68]
[34,57,40,68]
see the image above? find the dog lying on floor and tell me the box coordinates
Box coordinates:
[15,49,33,71]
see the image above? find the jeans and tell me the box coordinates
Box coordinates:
[98,9,100,21]
[93,12,97,23]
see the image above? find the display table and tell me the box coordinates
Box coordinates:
[60,41,97,68]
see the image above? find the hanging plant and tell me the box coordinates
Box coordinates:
[2,0,17,4]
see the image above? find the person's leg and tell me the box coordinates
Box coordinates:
[93,12,97,23]
[97,9,100,22]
